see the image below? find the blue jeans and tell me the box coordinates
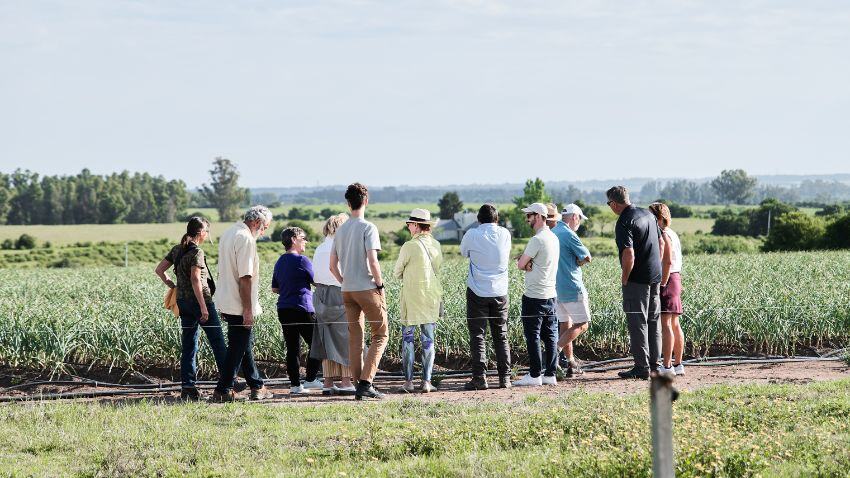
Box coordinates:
[177,297,227,388]
[401,323,436,382]
[215,313,265,393]
[521,295,558,378]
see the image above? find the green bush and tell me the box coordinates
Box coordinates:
[824,212,850,249]
[711,209,750,235]
[1,239,13,250]
[271,220,321,244]
[15,234,37,250]
[762,212,825,252]
[681,235,762,254]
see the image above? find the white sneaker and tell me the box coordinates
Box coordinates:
[302,378,323,390]
[541,375,557,386]
[402,381,415,393]
[673,363,685,376]
[290,385,307,394]
[658,366,676,378]
[513,374,543,387]
[336,384,356,393]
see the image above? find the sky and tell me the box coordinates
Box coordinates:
[2,0,849,188]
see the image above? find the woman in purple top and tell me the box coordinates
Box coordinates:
[272,227,322,394]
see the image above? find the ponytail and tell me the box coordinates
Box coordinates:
[181,217,209,247]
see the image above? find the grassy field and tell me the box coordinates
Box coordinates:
[1,252,848,375]
[1,380,848,476]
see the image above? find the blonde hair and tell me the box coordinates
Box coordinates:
[323,213,349,237]
[648,202,672,229]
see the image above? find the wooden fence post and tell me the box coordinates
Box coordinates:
[650,373,679,477]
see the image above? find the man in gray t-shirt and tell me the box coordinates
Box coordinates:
[330,183,388,400]
[333,217,382,292]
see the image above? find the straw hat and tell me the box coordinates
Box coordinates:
[406,208,435,225]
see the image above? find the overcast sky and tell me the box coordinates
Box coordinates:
[2,1,849,188]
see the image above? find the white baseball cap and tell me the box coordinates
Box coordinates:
[521,203,548,216]
[561,203,588,220]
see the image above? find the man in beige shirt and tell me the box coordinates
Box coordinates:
[212,206,274,402]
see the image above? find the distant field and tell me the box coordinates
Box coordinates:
[190,203,516,222]
[0,219,408,246]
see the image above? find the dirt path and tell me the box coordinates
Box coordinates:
[3,360,848,406]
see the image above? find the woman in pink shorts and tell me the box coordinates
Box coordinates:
[649,203,686,377]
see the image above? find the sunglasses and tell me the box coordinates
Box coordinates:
[606,200,615,206]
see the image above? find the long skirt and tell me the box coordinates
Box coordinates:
[311,284,351,368]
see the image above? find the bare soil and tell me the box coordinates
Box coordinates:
[2,360,847,406]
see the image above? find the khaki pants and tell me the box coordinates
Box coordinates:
[342,289,389,382]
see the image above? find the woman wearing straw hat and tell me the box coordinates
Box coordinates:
[393,208,443,393]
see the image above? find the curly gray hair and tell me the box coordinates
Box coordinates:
[243,205,273,224]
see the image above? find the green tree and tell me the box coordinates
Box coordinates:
[437,191,464,220]
[711,169,758,204]
[201,157,248,223]
[508,178,553,238]
[0,173,11,224]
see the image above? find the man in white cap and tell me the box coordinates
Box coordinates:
[552,204,592,377]
[514,202,560,387]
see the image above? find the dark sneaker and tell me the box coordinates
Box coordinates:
[180,387,201,401]
[498,376,513,389]
[233,381,248,394]
[210,389,242,403]
[249,386,274,401]
[558,354,570,370]
[464,376,488,391]
[618,367,650,380]
[354,381,385,400]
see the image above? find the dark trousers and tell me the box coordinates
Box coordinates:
[622,281,662,370]
[278,308,321,387]
[215,313,264,393]
[176,298,227,388]
[521,295,558,378]
[466,288,511,378]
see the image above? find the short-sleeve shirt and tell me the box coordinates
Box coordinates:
[333,217,382,292]
[216,222,262,316]
[164,244,211,302]
[522,226,559,300]
[312,237,341,287]
[615,205,662,284]
[552,221,591,303]
[272,253,315,312]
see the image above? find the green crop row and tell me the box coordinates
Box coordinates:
[1,251,849,375]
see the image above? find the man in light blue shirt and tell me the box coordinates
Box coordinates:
[460,204,512,390]
[552,204,592,377]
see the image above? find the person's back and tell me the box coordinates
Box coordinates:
[552,222,588,302]
[523,226,559,300]
[460,223,511,298]
[615,205,661,285]
[334,216,381,292]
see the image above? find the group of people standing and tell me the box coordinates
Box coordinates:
[155,182,686,402]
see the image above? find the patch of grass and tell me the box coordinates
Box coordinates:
[1,380,849,476]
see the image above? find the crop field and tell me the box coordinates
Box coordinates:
[1,251,848,376]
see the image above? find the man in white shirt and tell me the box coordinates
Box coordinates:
[212,205,274,402]
[514,202,560,387]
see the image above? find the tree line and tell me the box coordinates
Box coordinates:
[0,169,189,225]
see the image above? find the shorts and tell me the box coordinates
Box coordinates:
[555,293,591,325]
[660,272,683,315]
